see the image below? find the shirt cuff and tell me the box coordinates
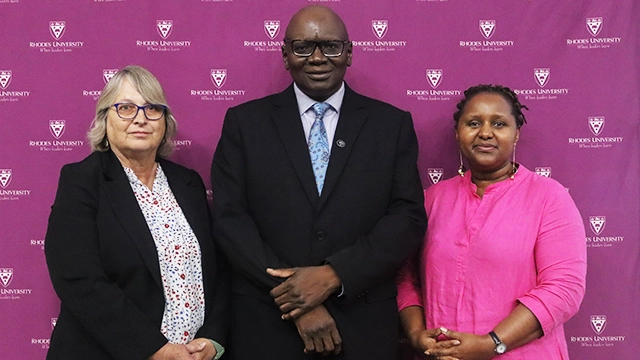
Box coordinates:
[208,339,225,360]
[323,261,344,297]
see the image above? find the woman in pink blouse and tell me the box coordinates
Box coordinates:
[396,84,586,359]
[45,66,228,360]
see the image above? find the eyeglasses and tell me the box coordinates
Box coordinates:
[112,103,167,120]
[286,39,350,57]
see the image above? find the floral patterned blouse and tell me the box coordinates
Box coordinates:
[124,164,205,344]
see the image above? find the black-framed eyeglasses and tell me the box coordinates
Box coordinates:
[112,103,167,120]
[285,39,350,57]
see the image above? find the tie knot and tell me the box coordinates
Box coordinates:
[312,102,330,117]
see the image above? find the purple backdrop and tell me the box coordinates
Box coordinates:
[0,0,638,358]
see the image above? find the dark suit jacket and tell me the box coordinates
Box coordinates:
[45,150,229,360]
[211,84,426,359]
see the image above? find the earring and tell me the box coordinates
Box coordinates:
[510,143,517,179]
[458,150,466,177]
[105,138,110,149]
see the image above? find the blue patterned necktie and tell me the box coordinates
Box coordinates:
[308,102,331,194]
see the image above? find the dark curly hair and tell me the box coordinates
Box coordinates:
[453,84,528,128]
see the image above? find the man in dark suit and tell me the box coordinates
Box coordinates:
[211,5,426,359]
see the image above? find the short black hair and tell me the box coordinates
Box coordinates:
[453,84,528,128]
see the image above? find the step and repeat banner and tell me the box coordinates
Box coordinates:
[0,0,638,358]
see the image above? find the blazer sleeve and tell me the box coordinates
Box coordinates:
[45,163,167,360]
[210,107,290,291]
[195,244,231,346]
[326,111,427,300]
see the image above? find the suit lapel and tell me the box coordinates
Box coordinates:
[271,86,320,206]
[100,151,163,289]
[318,86,369,210]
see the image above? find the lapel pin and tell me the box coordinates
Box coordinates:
[336,139,346,148]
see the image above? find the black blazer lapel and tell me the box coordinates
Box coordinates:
[163,162,209,249]
[318,86,369,210]
[100,151,163,289]
[270,85,320,206]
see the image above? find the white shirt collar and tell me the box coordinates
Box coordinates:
[293,82,345,116]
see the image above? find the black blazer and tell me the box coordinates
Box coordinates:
[45,150,228,360]
[211,84,426,359]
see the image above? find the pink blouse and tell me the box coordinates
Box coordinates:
[396,166,587,359]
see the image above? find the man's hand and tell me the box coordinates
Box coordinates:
[267,265,341,320]
[293,305,342,356]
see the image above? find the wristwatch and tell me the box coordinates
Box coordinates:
[489,331,507,355]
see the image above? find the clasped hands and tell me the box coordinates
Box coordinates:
[148,339,216,360]
[408,327,496,360]
[267,265,342,356]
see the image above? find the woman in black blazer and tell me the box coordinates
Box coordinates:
[45,65,228,360]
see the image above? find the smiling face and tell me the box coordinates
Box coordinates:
[106,77,166,162]
[282,6,352,101]
[456,92,520,176]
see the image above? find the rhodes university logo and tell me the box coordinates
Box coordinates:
[0,169,11,188]
[0,70,12,90]
[49,120,66,139]
[136,21,190,51]
[591,315,607,335]
[157,20,173,39]
[210,69,227,88]
[586,17,603,37]
[534,68,550,88]
[589,116,605,136]
[0,268,13,288]
[372,20,388,39]
[264,20,280,40]
[589,216,606,235]
[49,21,65,40]
[535,167,552,177]
[103,69,119,84]
[427,168,443,185]
[479,20,496,39]
[426,69,443,89]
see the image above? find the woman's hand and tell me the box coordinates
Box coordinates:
[148,343,193,360]
[407,327,442,353]
[399,307,460,359]
[425,328,494,360]
[186,338,217,360]
[408,327,460,359]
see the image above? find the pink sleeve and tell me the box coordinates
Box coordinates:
[517,184,587,335]
[395,189,430,312]
[395,250,423,311]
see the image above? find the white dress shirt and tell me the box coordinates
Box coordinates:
[294,82,345,151]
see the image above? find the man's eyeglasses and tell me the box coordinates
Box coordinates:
[112,103,167,120]
[286,39,350,57]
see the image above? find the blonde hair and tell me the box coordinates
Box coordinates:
[87,65,177,158]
